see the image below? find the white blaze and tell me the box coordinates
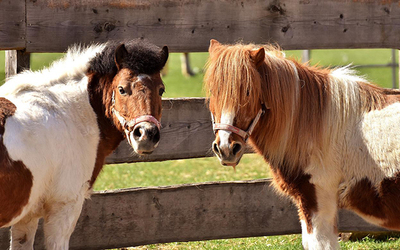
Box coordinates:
[219,110,235,149]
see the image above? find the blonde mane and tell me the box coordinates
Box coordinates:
[205,41,399,169]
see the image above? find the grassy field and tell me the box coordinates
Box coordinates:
[1,48,399,249]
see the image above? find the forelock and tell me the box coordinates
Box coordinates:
[204,43,262,115]
[88,39,166,76]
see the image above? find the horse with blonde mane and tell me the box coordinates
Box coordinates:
[204,39,400,250]
[0,39,168,249]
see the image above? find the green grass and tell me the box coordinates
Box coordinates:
[130,235,303,249]
[125,234,400,249]
[0,51,4,84]
[30,53,64,71]
[94,154,269,190]
[1,49,399,249]
[309,49,398,88]
[161,53,209,98]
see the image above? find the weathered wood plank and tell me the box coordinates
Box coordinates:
[5,50,31,79]
[106,98,215,163]
[25,0,400,53]
[0,0,25,50]
[0,179,389,249]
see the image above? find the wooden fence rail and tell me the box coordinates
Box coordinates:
[1,0,400,52]
[0,179,389,250]
[1,0,400,249]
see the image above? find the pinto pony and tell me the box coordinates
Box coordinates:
[204,39,400,249]
[0,40,168,249]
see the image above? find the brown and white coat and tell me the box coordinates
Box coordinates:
[0,40,168,249]
[205,39,400,250]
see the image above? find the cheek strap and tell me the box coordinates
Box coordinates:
[111,91,161,131]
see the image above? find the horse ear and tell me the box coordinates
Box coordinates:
[209,39,221,54]
[250,47,265,68]
[115,44,129,70]
[160,46,169,68]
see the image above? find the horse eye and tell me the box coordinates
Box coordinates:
[118,86,126,95]
[159,88,165,96]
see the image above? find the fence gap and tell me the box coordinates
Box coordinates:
[391,49,397,89]
[5,50,31,79]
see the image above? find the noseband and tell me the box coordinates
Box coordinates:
[111,91,161,131]
[211,106,266,142]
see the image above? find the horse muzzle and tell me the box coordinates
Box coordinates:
[126,121,161,155]
[112,108,162,155]
[212,139,244,167]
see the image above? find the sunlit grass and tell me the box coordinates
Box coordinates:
[94,154,269,191]
[128,235,303,250]
[161,52,209,98]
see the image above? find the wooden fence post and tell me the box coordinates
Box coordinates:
[302,50,310,63]
[5,50,31,78]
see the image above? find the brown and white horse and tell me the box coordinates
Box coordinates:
[0,40,168,249]
[204,39,400,249]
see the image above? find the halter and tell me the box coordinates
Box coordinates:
[111,91,161,131]
[211,106,266,142]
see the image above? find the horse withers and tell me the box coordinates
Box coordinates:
[204,39,400,249]
[0,40,168,249]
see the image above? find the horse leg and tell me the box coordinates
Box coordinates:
[10,215,39,250]
[42,199,84,250]
[300,188,339,250]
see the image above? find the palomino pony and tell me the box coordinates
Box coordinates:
[205,39,400,249]
[0,39,168,249]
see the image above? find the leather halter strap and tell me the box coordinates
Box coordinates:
[111,91,161,130]
[212,108,264,142]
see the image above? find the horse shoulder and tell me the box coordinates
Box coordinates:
[3,91,99,200]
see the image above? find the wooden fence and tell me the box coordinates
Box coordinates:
[0,0,399,249]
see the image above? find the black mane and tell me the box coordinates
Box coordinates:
[88,39,166,75]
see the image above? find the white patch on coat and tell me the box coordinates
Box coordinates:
[0,44,106,248]
[310,191,339,250]
[136,74,151,81]
[132,74,151,88]
[301,218,339,250]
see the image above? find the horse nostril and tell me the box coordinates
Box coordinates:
[133,126,142,139]
[133,124,160,143]
[213,142,221,156]
[232,142,242,156]
[152,128,160,143]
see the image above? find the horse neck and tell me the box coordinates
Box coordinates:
[87,73,124,149]
[250,59,347,170]
[87,73,124,187]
